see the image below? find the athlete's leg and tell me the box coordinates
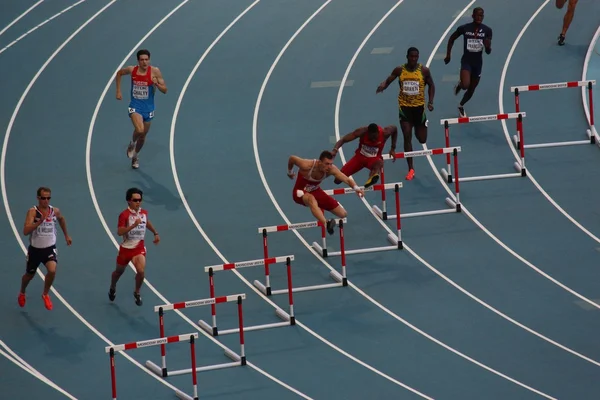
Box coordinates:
[42,261,56,295]
[335,155,363,184]
[329,204,348,219]
[131,254,146,294]
[561,0,578,36]
[460,75,480,106]
[400,120,414,170]
[134,121,152,154]
[415,109,428,145]
[458,68,471,91]
[302,193,328,225]
[110,264,127,288]
[20,271,35,294]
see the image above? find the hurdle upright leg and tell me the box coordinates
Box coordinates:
[109,348,116,400]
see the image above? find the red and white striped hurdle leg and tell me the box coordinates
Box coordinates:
[511,80,598,151]
[202,256,295,333]
[107,333,200,400]
[145,296,246,379]
[440,114,526,183]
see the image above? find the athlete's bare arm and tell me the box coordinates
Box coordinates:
[422,66,436,111]
[331,127,368,157]
[444,30,462,64]
[376,66,403,93]
[117,217,141,236]
[329,166,364,197]
[54,207,72,245]
[151,67,167,94]
[146,220,160,244]
[23,208,43,236]
[115,66,134,100]
[287,155,312,179]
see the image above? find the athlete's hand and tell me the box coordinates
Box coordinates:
[116,91,122,100]
[428,103,434,112]
[287,170,296,180]
[484,39,491,54]
[153,233,160,244]
[354,188,365,198]
[331,148,338,158]
[132,217,142,227]
[388,149,396,162]
[376,83,386,93]
[443,55,451,65]
[65,235,72,246]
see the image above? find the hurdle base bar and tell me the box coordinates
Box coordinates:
[254,270,345,295]
[441,162,525,182]
[176,389,198,400]
[312,241,400,257]
[146,356,243,378]
[197,307,293,337]
[372,199,459,221]
[512,129,596,150]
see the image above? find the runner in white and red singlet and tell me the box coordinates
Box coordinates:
[109,187,159,306]
[288,150,364,235]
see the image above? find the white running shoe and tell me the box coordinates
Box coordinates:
[131,157,139,169]
[126,141,137,159]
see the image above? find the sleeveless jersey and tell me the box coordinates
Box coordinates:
[355,126,385,158]
[118,208,148,249]
[30,206,57,248]
[294,160,326,193]
[397,64,425,108]
[129,66,155,113]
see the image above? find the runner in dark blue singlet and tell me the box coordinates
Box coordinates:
[444,7,492,117]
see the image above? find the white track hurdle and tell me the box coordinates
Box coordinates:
[107,332,200,400]
[145,295,246,379]
[312,183,404,256]
[200,257,295,335]
[258,218,348,292]
[440,113,527,183]
[374,147,462,222]
[510,80,598,149]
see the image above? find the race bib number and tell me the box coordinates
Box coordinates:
[132,83,149,99]
[303,185,318,192]
[466,38,483,52]
[36,222,55,237]
[360,145,378,157]
[402,80,419,95]
[128,215,147,240]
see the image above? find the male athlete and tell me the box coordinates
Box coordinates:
[288,151,364,235]
[444,7,492,118]
[556,0,579,45]
[19,187,72,310]
[115,49,167,169]
[109,188,160,306]
[331,123,398,187]
[376,47,435,180]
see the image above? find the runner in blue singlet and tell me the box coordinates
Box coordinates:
[115,49,168,169]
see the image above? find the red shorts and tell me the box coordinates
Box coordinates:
[340,154,382,177]
[116,245,146,266]
[293,187,340,211]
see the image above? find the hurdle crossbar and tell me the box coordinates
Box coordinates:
[375,146,462,222]
[440,113,527,183]
[258,218,348,292]
[311,183,404,256]
[201,256,295,335]
[510,80,597,150]
[107,333,200,400]
[145,295,246,379]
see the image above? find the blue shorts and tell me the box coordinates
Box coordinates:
[460,61,482,78]
[128,107,154,122]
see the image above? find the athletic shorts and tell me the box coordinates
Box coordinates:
[399,106,427,127]
[293,187,339,211]
[460,61,482,78]
[116,245,147,266]
[128,107,154,122]
[26,245,57,274]
[340,154,382,177]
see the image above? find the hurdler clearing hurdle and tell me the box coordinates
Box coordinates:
[288,150,364,236]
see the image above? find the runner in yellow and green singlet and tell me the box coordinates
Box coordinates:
[377,47,435,180]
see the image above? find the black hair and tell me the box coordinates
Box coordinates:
[37,187,51,196]
[406,47,419,57]
[473,7,484,14]
[367,123,379,133]
[136,49,151,60]
[126,187,143,201]
[319,150,334,161]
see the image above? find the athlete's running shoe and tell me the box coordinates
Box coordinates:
[42,294,53,310]
[405,169,415,181]
[458,106,467,118]
[108,287,116,302]
[326,219,336,235]
[131,157,139,169]
[18,293,26,307]
[133,292,143,306]
[126,141,137,159]
[364,173,379,188]
[558,34,565,46]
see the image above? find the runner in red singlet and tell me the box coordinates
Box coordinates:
[331,123,398,188]
[288,151,364,235]
[108,187,160,306]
